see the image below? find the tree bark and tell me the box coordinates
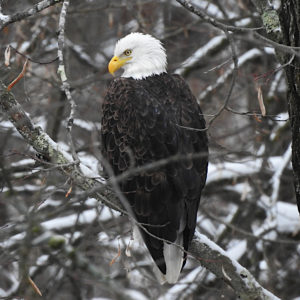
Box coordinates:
[252,0,300,213]
[278,1,300,214]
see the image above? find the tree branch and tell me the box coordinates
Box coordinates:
[190,233,280,300]
[57,0,79,163]
[0,0,64,31]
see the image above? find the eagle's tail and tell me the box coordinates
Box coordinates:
[163,233,184,284]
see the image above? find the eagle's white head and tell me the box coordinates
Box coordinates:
[108,32,167,80]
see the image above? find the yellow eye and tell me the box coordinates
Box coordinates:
[124,49,132,56]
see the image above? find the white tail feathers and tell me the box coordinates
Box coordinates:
[163,234,184,284]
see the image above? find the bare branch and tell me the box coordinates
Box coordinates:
[189,233,281,300]
[0,0,64,31]
[57,0,79,163]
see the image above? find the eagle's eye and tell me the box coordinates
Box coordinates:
[124,49,132,56]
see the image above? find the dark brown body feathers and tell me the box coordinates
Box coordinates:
[101,73,208,274]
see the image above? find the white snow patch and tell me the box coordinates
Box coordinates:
[10,158,35,167]
[0,271,19,297]
[42,206,119,230]
[264,47,275,55]
[2,184,41,193]
[273,0,281,10]
[235,17,251,27]
[259,260,268,270]
[198,217,217,236]
[0,232,26,248]
[224,182,252,199]
[85,197,98,206]
[0,13,10,23]
[0,120,14,129]
[207,159,261,183]
[73,119,101,131]
[207,156,288,184]
[226,240,247,261]
[175,35,226,75]
[18,41,31,53]
[124,19,139,31]
[215,204,239,238]
[44,38,58,51]
[123,290,148,300]
[77,152,100,176]
[36,255,49,265]
[276,201,300,233]
[42,211,95,230]
[38,198,62,209]
[158,266,205,300]
[98,232,109,242]
[191,1,223,18]
[33,116,47,130]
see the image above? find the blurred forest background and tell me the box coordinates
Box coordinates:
[0,0,299,299]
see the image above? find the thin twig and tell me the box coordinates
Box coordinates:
[9,45,58,65]
[207,30,238,126]
[57,0,79,164]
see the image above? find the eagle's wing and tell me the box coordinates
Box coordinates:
[101,75,208,278]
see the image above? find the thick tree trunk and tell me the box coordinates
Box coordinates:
[278,1,300,214]
[252,0,300,213]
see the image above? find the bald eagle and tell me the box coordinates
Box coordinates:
[101,32,208,283]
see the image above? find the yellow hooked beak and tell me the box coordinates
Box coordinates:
[108,56,132,76]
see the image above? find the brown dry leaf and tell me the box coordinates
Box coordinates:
[7,59,28,91]
[109,240,121,266]
[253,112,262,123]
[4,45,11,66]
[257,85,266,116]
[108,12,114,28]
[28,276,42,296]
[65,185,72,198]
[3,26,9,35]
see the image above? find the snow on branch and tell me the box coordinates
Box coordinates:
[175,35,227,76]
[0,83,281,300]
[0,0,64,31]
[189,232,281,300]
